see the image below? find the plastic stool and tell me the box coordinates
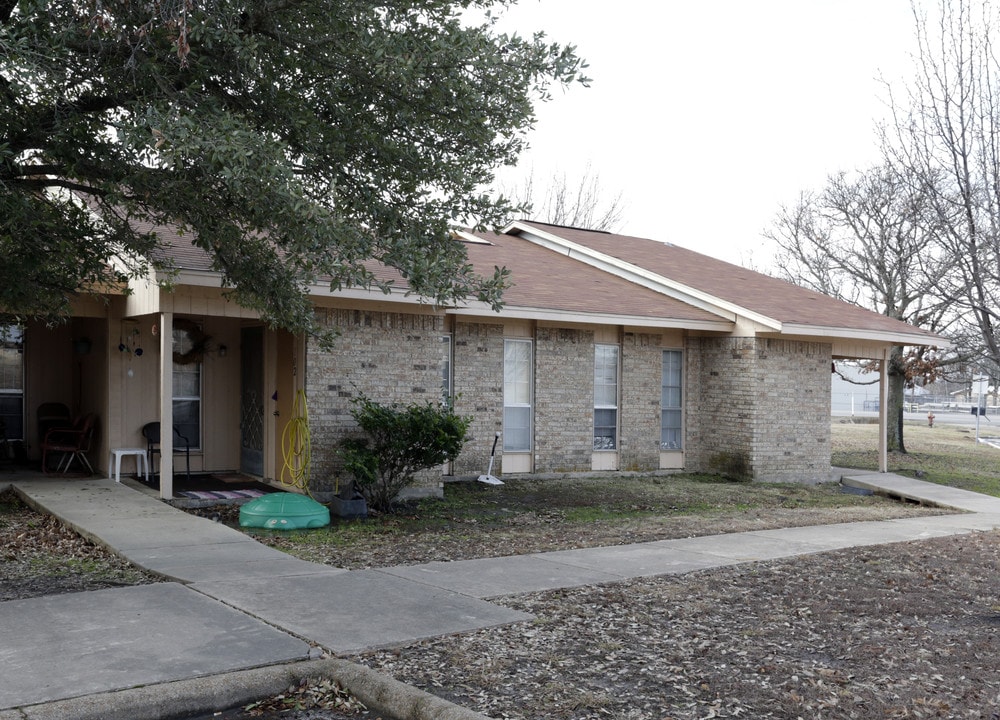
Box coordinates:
[109,448,149,483]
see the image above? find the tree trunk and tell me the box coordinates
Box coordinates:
[887,345,907,453]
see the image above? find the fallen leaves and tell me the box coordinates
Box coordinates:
[361,531,1000,719]
[0,489,157,600]
[241,677,372,717]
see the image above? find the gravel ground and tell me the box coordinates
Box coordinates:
[6,485,1000,719]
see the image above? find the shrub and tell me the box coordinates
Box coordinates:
[340,395,471,512]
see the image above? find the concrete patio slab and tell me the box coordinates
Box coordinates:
[378,554,622,598]
[0,583,309,710]
[193,570,533,655]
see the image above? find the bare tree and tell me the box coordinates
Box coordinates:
[766,163,952,451]
[884,0,1000,375]
[502,163,627,231]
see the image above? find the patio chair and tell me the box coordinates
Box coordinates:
[142,422,191,483]
[41,413,97,475]
[37,402,71,445]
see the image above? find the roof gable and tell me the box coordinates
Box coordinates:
[506,220,945,346]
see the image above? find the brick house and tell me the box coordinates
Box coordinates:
[2,220,942,498]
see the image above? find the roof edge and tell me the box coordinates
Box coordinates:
[446,303,734,330]
[779,322,951,348]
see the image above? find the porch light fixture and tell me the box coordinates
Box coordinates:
[218,344,228,357]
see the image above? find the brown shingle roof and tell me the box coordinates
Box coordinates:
[461,230,726,325]
[132,213,943,344]
[512,221,943,342]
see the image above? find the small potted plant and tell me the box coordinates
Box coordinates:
[328,476,368,519]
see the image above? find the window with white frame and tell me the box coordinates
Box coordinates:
[661,350,683,450]
[172,323,202,449]
[441,334,453,405]
[503,339,532,452]
[594,344,619,450]
[0,324,24,441]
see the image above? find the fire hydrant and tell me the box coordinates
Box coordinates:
[927,412,935,428]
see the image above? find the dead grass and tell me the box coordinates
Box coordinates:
[237,472,945,570]
[833,419,1000,496]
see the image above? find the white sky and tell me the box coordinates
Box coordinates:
[490,0,920,268]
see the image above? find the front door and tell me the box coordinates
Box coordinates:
[240,326,264,477]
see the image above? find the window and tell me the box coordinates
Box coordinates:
[503,339,532,452]
[0,325,24,441]
[661,350,683,450]
[594,344,619,450]
[172,322,202,449]
[441,334,453,405]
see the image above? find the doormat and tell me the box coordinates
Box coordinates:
[176,488,268,500]
[212,473,257,484]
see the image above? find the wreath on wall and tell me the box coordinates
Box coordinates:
[172,319,210,365]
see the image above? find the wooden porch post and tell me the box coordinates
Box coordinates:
[878,347,889,473]
[159,311,175,499]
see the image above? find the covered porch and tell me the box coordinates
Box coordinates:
[8,285,302,499]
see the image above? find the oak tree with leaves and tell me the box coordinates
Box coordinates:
[1,0,587,336]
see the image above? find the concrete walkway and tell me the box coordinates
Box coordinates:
[3,471,1000,718]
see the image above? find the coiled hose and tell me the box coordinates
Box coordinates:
[280,389,312,495]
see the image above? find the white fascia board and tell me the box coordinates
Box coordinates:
[172,269,228,287]
[504,221,781,330]
[780,323,951,348]
[454,230,493,245]
[307,282,428,305]
[446,303,733,331]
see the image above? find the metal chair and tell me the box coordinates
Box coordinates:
[41,413,97,474]
[141,422,191,483]
[37,402,71,445]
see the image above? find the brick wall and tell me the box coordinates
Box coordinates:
[305,308,832,488]
[534,326,594,472]
[451,320,505,475]
[306,308,447,493]
[685,336,831,482]
[752,338,831,482]
[620,331,663,471]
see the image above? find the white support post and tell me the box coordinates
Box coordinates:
[878,347,889,473]
[159,311,175,499]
